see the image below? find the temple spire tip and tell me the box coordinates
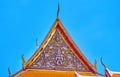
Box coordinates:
[36,38,38,47]
[8,67,11,77]
[101,57,106,70]
[57,3,60,17]
[94,59,97,72]
[22,55,26,69]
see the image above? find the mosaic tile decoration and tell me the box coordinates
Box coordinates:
[30,30,88,72]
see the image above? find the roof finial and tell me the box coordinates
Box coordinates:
[101,57,106,70]
[94,59,97,72]
[22,55,26,69]
[8,67,11,77]
[36,38,38,47]
[57,3,60,17]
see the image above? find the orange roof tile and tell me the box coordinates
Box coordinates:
[20,70,75,77]
[78,72,97,76]
[19,70,98,77]
[112,74,120,77]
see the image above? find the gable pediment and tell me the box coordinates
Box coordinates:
[25,18,95,73]
[29,30,88,72]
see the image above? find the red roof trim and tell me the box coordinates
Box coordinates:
[105,69,111,77]
[56,23,95,73]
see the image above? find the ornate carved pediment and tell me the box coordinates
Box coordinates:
[30,30,88,72]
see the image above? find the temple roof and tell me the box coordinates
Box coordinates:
[12,17,98,77]
[14,69,101,77]
[25,18,95,71]
[106,69,120,77]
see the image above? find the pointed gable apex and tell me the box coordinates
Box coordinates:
[25,17,96,73]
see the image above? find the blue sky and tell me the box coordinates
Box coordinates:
[0,0,120,77]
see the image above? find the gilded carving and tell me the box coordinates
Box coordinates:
[30,30,88,72]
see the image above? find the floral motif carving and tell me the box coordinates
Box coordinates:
[31,30,88,72]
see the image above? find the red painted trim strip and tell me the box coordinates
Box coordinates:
[56,24,95,73]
